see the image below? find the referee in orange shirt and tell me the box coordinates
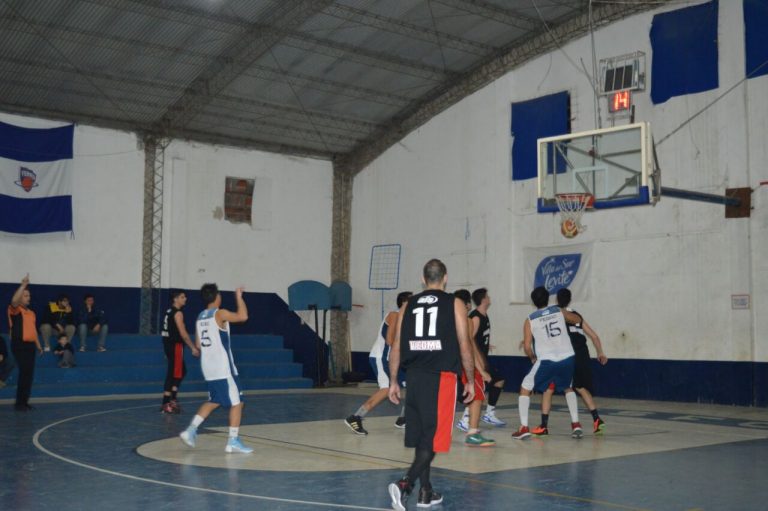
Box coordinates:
[8,274,43,411]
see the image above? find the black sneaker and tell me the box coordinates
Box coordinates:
[344,415,368,435]
[387,478,412,511]
[417,487,443,508]
[394,416,406,429]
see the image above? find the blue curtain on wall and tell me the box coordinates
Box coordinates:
[650,0,719,104]
[510,91,570,181]
[744,0,768,79]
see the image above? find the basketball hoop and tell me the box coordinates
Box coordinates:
[555,193,594,238]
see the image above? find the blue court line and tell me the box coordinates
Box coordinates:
[32,404,391,511]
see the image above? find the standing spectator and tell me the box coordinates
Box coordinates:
[78,294,109,352]
[53,333,76,368]
[8,274,43,411]
[0,333,16,388]
[39,294,76,352]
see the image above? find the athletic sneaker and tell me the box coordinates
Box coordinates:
[388,478,413,511]
[225,437,253,453]
[97,346,107,352]
[456,417,469,432]
[511,426,531,440]
[531,425,549,436]
[593,418,606,434]
[344,415,368,435]
[417,487,443,508]
[465,433,496,447]
[571,422,584,439]
[481,411,507,427]
[43,346,51,352]
[394,416,406,429]
[79,346,86,352]
[169,400,182,414]
[161,402,175,414]
[179,427,197,448]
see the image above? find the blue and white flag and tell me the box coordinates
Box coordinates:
[0,120,74,234]
[524,242,593,301]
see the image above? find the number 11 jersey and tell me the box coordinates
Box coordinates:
[399,290,460,374]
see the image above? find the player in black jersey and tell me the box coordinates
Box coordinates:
[466,288,506,427]
[160,290,199,413]
[387,259,476,511]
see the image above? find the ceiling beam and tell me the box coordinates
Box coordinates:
[336,0,657,175]
[321,3,497,56]
[433,0,541,30]
[154,0,336,132]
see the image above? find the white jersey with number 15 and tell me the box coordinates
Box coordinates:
[528,305,574,362]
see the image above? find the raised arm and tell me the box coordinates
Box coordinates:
[174,311,200,357]
[10,274,29,307]
[215,287,248,328]
[454,300,475,403]
[582,319,607,365]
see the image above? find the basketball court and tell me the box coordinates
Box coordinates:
[4,388,767,510]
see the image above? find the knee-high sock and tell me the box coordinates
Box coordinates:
[488,385,502,407]
[518,395,530,427]
[565,391,579,423]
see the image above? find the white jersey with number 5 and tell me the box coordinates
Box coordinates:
[197,308,238,381]
[529,305,574,362]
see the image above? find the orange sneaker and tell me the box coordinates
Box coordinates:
[593,418,605,434]
[531,425,549,436]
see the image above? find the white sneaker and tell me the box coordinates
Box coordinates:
[456,417,469,432]
[179,428,197,448]
[481,412,507,427]
[225,437,253,453]
[43,347,51,352]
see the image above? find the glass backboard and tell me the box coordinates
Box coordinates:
[537,122,659,212]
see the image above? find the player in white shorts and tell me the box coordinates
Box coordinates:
[179,283,252,453]
[344,292,412,435]
[512,286,584,440]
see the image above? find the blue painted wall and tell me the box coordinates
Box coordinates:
[352,352,768,407]
[1,283,324,384]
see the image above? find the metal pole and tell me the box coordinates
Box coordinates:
[660,187,741,207]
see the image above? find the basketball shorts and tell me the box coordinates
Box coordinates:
[207,376,242,407]
[521,356,575,393]
[163,340,186,381]
[572,348,594,393]
[405,370,457,453]
[461,369,486,403]
[369,356,406,389]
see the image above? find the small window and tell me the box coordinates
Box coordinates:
[224,177,254,225]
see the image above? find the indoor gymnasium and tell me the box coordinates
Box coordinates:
[1,1,767,510]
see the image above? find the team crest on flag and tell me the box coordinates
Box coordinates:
[14,166,39,192]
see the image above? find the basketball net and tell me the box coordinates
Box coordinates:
[555,193,593,238]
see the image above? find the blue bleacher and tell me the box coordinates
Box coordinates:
[0,334,313,399]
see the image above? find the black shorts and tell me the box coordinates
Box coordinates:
[572,348,593,393]
[163,340,186,384]
[405,370,457,453]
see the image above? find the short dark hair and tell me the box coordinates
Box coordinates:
[57,293,69,303]
[58,333,68,340]
[423,259,447,284]
[170,289,185,302]
[200,283,219,306]
[396,291,412,308]
[531,286,550,308]
[471,288,487,306]
[454,289,471,305]
[556,288,572,308]
[83,293,94,301]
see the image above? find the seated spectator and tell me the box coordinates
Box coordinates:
[54,333,76,368]
[39,294,76,352]
[78,294,109,352]
[0,334,16,388]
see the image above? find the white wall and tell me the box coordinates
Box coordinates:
[350,1,768,363]
[0,112,334,297]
